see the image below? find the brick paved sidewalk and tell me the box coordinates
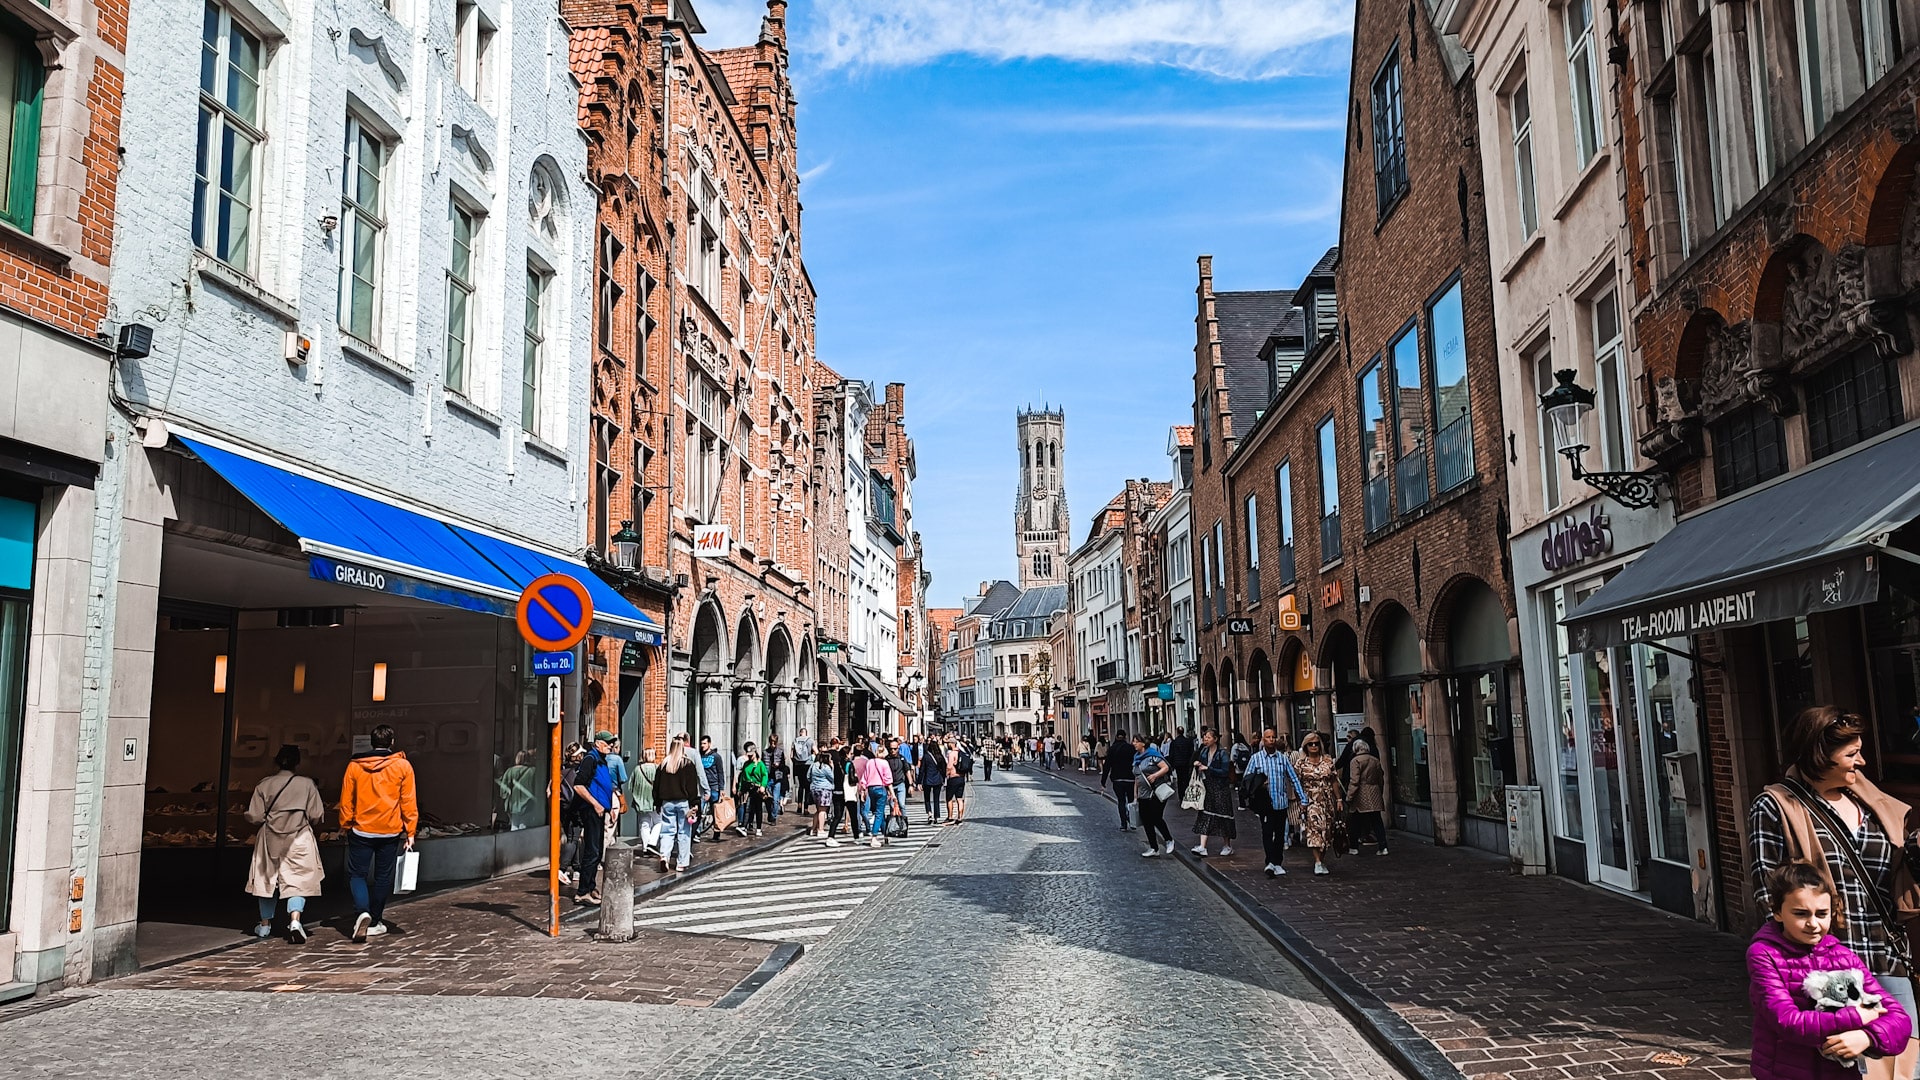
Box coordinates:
[117,827,805,1006]
[1049,770,1750,1080]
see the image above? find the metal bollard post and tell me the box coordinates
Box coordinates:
[599,844,634,943]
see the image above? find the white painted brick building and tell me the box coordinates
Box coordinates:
[32,0,597,985]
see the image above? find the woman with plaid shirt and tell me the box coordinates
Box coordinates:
[1749,706,1920,1079]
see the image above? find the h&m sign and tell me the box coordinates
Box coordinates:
[693,524,731,558]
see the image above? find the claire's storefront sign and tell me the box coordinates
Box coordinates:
[1541,506,1613,574]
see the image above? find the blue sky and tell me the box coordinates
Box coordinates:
[696,0,1355,607]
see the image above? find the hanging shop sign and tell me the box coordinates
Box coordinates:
[1322,579,1344,608]
[693,524,731,558]
[1277,593,1307,632]
[1157,683,1175,700]
[1226,618,1254,635]
[1540,505,1614,574]
[1567,553,1879,650]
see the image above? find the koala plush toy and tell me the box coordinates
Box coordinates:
[1803,969,1881,1072]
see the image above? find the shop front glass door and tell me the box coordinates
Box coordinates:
[1574,583,1639,889]
[1450,671,1510,819]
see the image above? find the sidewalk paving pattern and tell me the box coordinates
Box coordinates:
[1044,767,1751,1080]
[634,830,935,941]
[113,830,801,1006]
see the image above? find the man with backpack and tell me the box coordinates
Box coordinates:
[942,734,974,827]
[570,736,617,905]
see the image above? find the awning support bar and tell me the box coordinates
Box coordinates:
[1640,638,1724,671]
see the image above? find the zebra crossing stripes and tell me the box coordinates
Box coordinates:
[636,831,934,942]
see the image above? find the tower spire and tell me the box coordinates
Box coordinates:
[1014,409,1070,589]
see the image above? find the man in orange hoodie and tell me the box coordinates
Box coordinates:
[339,724,418,942]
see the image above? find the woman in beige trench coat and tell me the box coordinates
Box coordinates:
[246,745,327,943]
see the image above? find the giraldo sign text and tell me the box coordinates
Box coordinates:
[1541,505,1613,574]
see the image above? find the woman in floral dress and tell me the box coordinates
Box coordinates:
[1295,732,1344,875]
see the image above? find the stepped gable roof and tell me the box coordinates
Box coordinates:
[1216,289,1295,421]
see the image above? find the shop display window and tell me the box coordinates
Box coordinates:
[0,491,34,928]
[1384,682,1430,807]
[1869,567,1920,795]
[1545,588,1583,841]
[144,606,550,853]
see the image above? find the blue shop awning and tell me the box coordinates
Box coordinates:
[178,435,662,644]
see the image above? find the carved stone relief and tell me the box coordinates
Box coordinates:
[1697,319,1789,422]
[1784,241,1906,370]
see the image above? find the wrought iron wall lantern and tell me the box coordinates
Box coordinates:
[1538,369,1669,510]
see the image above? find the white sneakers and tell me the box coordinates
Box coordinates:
[824,837,841,847]
[1221,846,1233,856]
[1313,863,1330,875]
[366,923,389,937]
[1190,844,1209,857]
[1141,848,1159,858]
[1264,863,1288,877]
[1162,841,1175,855]
[352,912,372,942]
[288,920,307,944]
[1378,847,1390,856]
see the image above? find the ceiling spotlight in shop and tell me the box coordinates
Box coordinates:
[213,654,229,694]
[293,662,307,695]
[372,662,389,702]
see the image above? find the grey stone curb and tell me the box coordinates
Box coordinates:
[713,942,805,1009]
[1046,770,1465,1080]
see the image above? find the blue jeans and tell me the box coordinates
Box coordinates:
[865,786,890,836]
[892,782,908,819]
[346,833,402,922]
[769,781,784,819]
[659,801,692,868]
[256,894,306,921]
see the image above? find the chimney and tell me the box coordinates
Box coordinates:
[762,0,788,49]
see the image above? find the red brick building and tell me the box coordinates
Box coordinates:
[0,0,128,991]
[1190,0,1517,853]
[1568,2,1920,929]
[565,0,818,761]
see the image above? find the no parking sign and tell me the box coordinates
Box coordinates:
[515,573,594,652]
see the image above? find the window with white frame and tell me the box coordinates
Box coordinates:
[596,227,622,355]
[1564,0,1602,168]
[1508,77,1538,239]
[691,174,721,302]
[445,200,478,396]
[1533,344,1565,512]
[339,115,388,344]
[454,1,494,107]
[522,263,548,433]
[1589,287,1632,472]
[196,2,264,269]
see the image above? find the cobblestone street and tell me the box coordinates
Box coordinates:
[1,771,1398,1080]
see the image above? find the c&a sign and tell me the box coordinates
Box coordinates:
[1540,505,1613,574]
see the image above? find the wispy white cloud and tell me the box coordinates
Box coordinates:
[799,157,836,184]
[805,0,1354,79]
[689,0,772,48]
[996,107,1343,132]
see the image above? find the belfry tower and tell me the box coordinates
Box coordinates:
[1014,408,1071,589]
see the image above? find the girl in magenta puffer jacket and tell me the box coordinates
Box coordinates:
[1750,862,1911,1079]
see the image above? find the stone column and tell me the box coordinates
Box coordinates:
[773,689,798,752]
[700,677,733,757]
[1423,675,1460,846]
[731,682,762,751]
[667,658,690,742]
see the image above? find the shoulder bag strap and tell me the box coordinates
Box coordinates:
[1783,777,1915,968]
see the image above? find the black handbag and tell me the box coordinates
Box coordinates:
[884,813,909,839]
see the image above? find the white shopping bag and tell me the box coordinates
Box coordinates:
[394,850,420,894]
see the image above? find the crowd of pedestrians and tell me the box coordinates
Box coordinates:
[1093,724,1390,875]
